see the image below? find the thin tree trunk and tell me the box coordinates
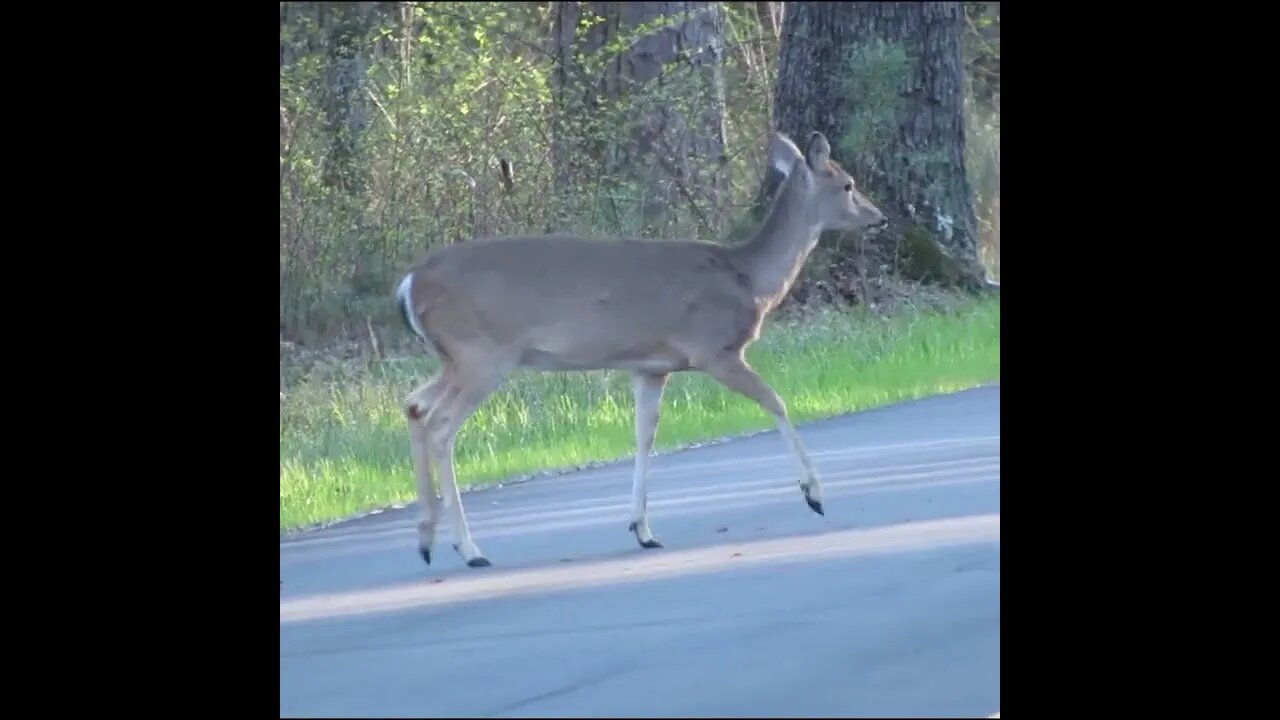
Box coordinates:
[320,2,373,194]
[550,1,729,238]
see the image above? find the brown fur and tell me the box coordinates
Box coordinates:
[397,131,886,566]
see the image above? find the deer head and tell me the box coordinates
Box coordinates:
[769,131,888,236]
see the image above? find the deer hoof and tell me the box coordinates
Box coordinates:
[628,521,664,549]
[805,495,824,516]
[452,543,491,568]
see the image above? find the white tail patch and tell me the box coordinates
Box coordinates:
[396,273,429,344]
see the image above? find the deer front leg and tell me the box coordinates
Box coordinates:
[703,355,824,516]
[629,372,669,549]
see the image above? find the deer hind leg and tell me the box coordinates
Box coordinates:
[424,355,514,568]
[702,354,825,516]
[405,369,453,565]
[629,372,669,549]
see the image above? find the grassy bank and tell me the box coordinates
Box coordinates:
[280,296,1000,531]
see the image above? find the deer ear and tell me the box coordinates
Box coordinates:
[770,132,804,177]
[806,132,831,170]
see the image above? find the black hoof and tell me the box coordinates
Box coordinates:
[806,496,825,516]
[467,557,492,568]
[420,548,432,565]
[629,521,663,549]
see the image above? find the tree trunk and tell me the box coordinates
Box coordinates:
[550,1,729,238]
[319,2,374,194]
[773,1,984,289]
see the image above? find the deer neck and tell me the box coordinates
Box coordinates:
[735,182,821,308]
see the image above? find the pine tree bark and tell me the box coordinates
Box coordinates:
[773,1,984,288]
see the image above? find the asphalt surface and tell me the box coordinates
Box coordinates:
[281,385,1000,718]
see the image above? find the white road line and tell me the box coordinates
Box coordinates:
[282,435,999,543]
[282,446,999,546]
[281,513,1000,623]
[281,454,998,553]
[468,454,999,524]
[476,458,1000,528]
[474,475,997,543]
[280,469,998,564]
[500,435,1001,488]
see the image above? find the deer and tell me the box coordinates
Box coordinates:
[395,130,888,568]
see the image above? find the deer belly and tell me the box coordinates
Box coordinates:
[517,342,690,373]
[517,348,599,371]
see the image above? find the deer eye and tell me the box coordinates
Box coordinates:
[843,183,853,192]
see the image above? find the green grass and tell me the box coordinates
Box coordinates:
[280,296,1000,531]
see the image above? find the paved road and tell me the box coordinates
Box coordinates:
[281,385,1000,718]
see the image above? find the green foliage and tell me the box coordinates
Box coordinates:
[836,38,912,163]
[963,1,1000,107]
[965,103,999,280]
[280,2,780,345]
[280,1,999,345]
[962,2,1000,279]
